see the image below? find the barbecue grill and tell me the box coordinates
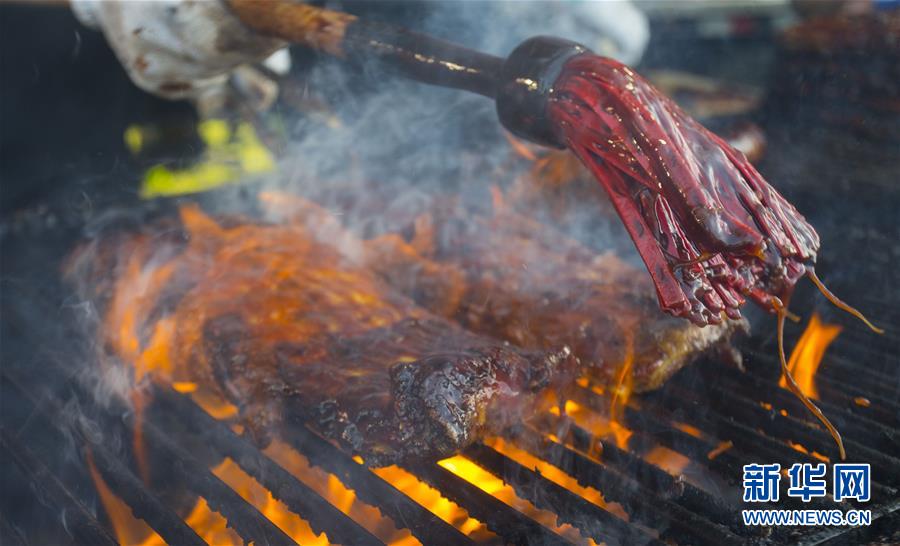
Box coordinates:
[3,179,898,544]
[2,3,899,545]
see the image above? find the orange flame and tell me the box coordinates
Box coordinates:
[86,451,166,546]
[370,466,493,541]
[673,422,704,439]
[607,332,635,449]
[485,437,629,521]
[556,334,635,451]
[213,457,332,545]
[552,399,633,452]
[261,439,418,545]
[438,454,601,545]
[87,450,241,546]
[504,132,538,161]
[643,446,691,476]
[787,440,830,463]
[706,440,733,460]
[778,313,842,399]
[86,196,681,544]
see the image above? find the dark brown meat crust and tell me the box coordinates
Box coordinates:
[263,194,745,392]
[407,203,746,390]
[65,205,574,466]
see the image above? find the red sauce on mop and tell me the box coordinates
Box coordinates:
[545,54,887,459]
[547,54,820,326]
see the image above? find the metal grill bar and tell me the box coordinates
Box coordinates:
[818,359,900,407]
[571,382,848,517]
[568,378,899,539]
[22,374,300,546]
[696,365,900,460]
[646,390,828,466]
[103,404,296,545]
[463,442,663,546]
[512,423,745,544]
[829,337,899,376]
[528,415,744,529]
[532,413,688,501]
[637,392,893,522]
[818,500,900,546]
[279,422,475,546]
[154,387,385,546]
[566,387,745,486]
[620,408,744,483]
[403,461,572,545]
[3,375,206,546]
[711,361,900,442]
[595,387,835,516]
[4,324,897,544]
[695,380,900,484]
[805,372,899,425]
[840,319,900,348]
[0,427,118,546]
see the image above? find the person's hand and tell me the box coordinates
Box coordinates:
[72,0,288,105]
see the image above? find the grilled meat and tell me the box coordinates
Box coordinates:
[65,205,574,466]
[264,193,746,391]
[376,203,747,390]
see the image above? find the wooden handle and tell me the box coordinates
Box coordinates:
[229,0,357,57]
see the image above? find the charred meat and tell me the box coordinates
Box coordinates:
[263,193,746,392]
[65,204,574,466]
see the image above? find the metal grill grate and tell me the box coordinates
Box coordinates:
[3,313,898,546]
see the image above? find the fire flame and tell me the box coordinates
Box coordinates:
[556,336,636,451]
[86,200,630,545]
[82,196,734,544]
[779,313,842,399]
[87,450,242,546]
[550,398,633,454]
[607,331,635,449]
[550,337,635,452]
[643,446,691,476]
[437,454,601,545]
[370,466,493,540]
[90,402,471,545]
[485,436,629,521]
[86,451,166,546]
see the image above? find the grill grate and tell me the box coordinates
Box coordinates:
[3,317,898,546]
[0,428,118,546]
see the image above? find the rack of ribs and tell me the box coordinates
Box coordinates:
[263,192,747,393]
[64,204,574,466]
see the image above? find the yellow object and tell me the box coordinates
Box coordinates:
[124,125,144,154]
[198,119,231,147]
[134,119,276,199]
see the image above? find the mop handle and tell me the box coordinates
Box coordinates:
[229,0,505,98]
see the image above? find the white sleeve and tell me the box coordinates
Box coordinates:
[71,0,287,100]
